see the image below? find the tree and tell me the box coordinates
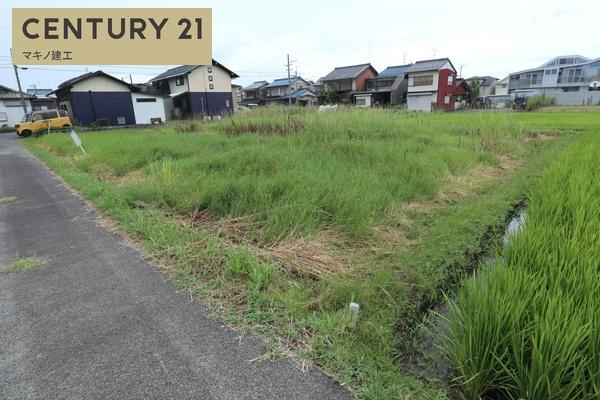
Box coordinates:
[320,87,340,105]
[467,80,480,106]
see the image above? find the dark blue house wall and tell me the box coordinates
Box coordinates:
[189,92,233,116]
[71,91,135,126]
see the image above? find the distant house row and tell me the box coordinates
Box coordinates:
[463,55,600,108]
[242,58,470,112]
[1,59,239,128]
[241,77,318,106]
[0,85,57,127]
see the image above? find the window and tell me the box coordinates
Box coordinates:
[412,75,434,86]
[226,99,230,107]
[41,111,57,120]
[0,112,7,122]
[208,75,213,81]
[356,98,366,105]
[31,113,44,121]
[444,95,450,104]
[209,84,214,90]
[207,66,212,73]
[447,75,454,86]
[58,110,68,117]
[136,98,157,103]
[117,116,126,125]
[175,77,184,86]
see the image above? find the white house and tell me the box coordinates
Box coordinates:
[0,85,33,127]
[148,60,239,119]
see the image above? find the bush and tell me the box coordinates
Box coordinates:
[525,92,557,111]
[172,120,203,133]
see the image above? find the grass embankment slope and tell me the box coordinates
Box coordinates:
[23,108,586,399]
[442,129,600,399]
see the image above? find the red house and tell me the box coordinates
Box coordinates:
[406,58,461,112]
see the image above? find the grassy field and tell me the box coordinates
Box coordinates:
[441,131,600,399]
[23,108,594,399]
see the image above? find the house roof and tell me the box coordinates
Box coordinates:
[321,63,376,81]
[466,76,498,86]
[497,76,509,85]
[408,58,455,73]
[243,81,268,91]
[27,88,53,97]
[540,55,590,68]
[281,87,316,100]
[264,76,307,88]
[376,64,412,78]
[0,84,35,99]
[148,59,239,83]
[50,71,131,94]
[510,56,600,76]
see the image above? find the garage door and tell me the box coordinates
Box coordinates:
[407,94,433,112]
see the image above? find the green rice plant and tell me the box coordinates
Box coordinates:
[442,133,600,399]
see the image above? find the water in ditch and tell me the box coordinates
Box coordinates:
[404,210,527,385]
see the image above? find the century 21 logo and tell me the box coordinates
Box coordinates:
[12,8,212,65]
[21,17,204,40]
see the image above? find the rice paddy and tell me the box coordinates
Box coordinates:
[441,132,600,399]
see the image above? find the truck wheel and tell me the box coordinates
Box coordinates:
[18,130,32,137]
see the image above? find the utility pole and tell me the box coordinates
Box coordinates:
[10,49,28,114]
[403,51,407,65]
[286,54,292,106]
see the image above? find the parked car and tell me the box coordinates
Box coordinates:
[15,110,72,137]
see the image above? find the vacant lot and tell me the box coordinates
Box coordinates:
[24,108,593,399]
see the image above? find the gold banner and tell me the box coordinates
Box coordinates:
[12,8,212,65]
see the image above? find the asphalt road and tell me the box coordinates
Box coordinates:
[0,133,353,400]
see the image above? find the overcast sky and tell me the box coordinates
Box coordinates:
[1,0,598,90]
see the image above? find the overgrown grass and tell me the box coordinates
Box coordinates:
[22,107,588,399]
[441,132,600,399]
[30,108,530,242]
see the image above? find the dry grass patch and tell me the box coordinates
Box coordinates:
[0,195,17,203]
[524,131,560,142]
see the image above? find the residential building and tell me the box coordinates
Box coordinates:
[406,58,459,112]
[231,84,242,110]
[0,85,33,127]
[51,71,167,126]
[241,81,268,105]
[263,77,309,104]
[148,60,239,118]
[508,55,600,105]
[320,63,377,103]
[353,64,412,107]
[312,78,324,97]
[466,76,499,97]
[454,78,471,109]
[27,88,56,110]
[50,71,136,125]
[494,76,509,96]
[281,87,318,106]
